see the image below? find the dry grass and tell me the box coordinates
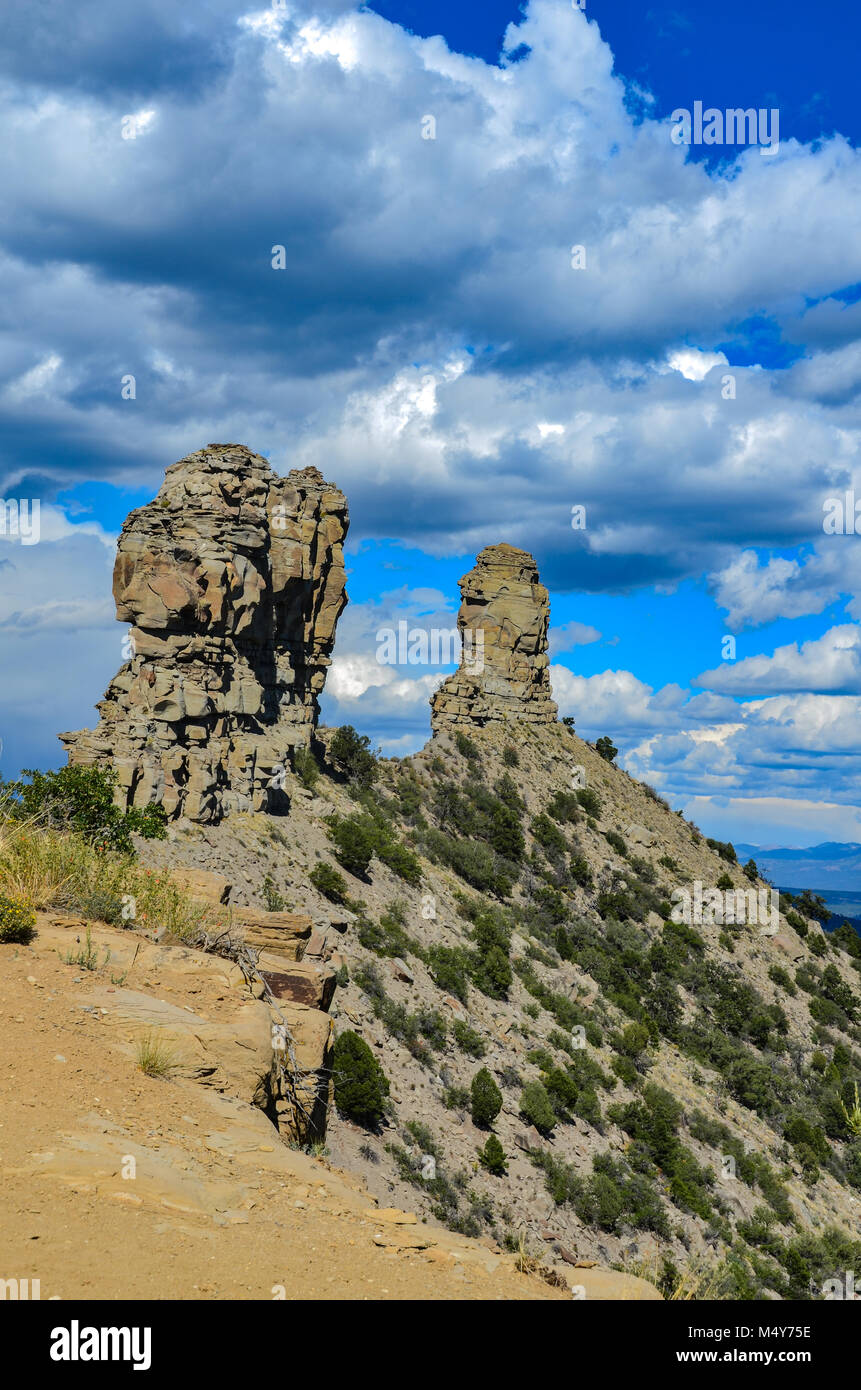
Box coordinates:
[0,807,223,942]
[135,1031,179,1079]
[624,1249,727,1300]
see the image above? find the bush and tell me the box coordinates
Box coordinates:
[309,862,348,903]
[293,746,319,791]
[4,765,166,855]
[328,815,377,877]
[531,813,567,859]
[604,830,627,857]
[520,1079,556,1135]
[502,746,519,767]
[596,736,617,763]
[452,1020,486,1057]
[262,875,284,911]
[575,787,601,818]
[470,1068,503,1128]
[489,804,525,862]
[726,1054,780,1116]
[444,1085,470,1111]
[477,1134,507,1175]
[329,726,378,790]
[333,1031,390,1126]
[454,731,480,762]
[707,837,737,864]
[427,945,471,1004]
[0,893,36,943]
[768,964,797,997]
[469,908,513,999]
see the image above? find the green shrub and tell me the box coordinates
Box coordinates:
[469,908,513,999]
[376,836,423,885]
[569,854,592,887]
[502,746,519,767]
[293,746,319,791]
[444,1085,470,1110]
[427,945,471,1004]
[262,875,284,912]
[452,1020,486,1057]
[454,731,480,762]
[357,908,412,958]
[333,1031,390,1126]
[531,813,568,859]
[0,893,36,943]
[477,1134,507,1175]
[489,804,525,862]
[328,815,377,877]
[5,765,166,855]
[470,1068,503,1128]
[707,837,737,864]
[329,726,378,789]
[576,787,601,818]
[604,829,627,857]
[309,862,348,903]
[519,1079,556,1135]
[768,964,797,997]
[611,1053,639,1086]
[613,1021,650,1058]
[726,1054,780,1116]
[595,736,617,763]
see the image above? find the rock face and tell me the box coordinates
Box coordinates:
[430,543,557,731]
[60,444,348,821]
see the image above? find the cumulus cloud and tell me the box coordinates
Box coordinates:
[693,624,861,694]
[549,621,602,652]
[2,0,861,836]
[708,545,861,629]
[0,0,860,602]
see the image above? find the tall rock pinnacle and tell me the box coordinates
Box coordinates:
[60,444,348,822]
[430,542,558,731]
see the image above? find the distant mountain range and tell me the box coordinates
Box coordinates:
[734,842,861,926]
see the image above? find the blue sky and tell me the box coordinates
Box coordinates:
[1,0,861,848]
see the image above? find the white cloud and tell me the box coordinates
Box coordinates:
[549,620,602,651]
[666,348,729,381]
[694,624,861,694]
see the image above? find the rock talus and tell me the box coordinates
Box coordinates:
[60,444,348,822]
[430,543,557,730]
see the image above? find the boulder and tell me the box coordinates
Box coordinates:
[261,958,336,1011]
[233,909,313,960]
[170,867,232,906]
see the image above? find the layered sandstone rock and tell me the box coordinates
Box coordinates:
[60,444,348,822]
[430,543,557,730]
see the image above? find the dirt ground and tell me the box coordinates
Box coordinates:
[0,919,570,1302]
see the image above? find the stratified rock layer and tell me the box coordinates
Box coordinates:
[60,444,348,821]
[430,543,557,730]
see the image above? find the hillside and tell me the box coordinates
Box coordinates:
[133,718,861,1299]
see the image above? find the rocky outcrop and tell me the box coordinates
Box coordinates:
[60,444,348,822]
[430,543,557,731]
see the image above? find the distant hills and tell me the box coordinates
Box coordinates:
[735,842,861,927]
